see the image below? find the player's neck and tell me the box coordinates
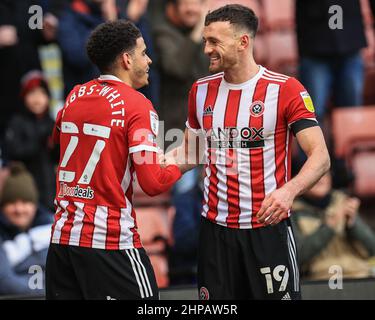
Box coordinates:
[223,56,259,84]
[108,70,133,87]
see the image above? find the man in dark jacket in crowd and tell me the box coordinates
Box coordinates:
[57,0,118,97]
[0,0,54,142]
[153,0,209,136]
[0,163,53,296]
[296,0,375,123]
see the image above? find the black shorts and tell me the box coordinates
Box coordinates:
[46,244,158,300]
[197,217,301,300]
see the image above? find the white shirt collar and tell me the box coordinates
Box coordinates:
[222,65,265,89]
[98,74,124,83]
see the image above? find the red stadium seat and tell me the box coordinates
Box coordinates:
[352,150,375,197]
[332,106,375,197]
[261,0,295,31]
[332,106,375,158]
[208,0,263,18]
[135,205,175,288]
[254,34,268,65]
[262,30,298,75]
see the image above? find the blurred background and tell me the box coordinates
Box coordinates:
[0,0,375,299]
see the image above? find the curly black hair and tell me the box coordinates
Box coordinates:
[86,20,141,73]
[205,4,259,38]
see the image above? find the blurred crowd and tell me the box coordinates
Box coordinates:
[0,0,375,296]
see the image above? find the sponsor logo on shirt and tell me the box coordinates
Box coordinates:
[58,183,94,200]
[208,126,265,149]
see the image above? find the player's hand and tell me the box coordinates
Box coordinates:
[256,186,296,226]
[158,148,166,167]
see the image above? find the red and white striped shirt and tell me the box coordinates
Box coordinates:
[51,75,159,249]
[186,66,317,229]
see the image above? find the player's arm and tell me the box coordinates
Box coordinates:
[127,98,183,196]
[257,125,330,225]
[132,150,182,197]
[162,82,205,173]
[52,108,63,145]
[163,128,205,174]
[257,77,330,225]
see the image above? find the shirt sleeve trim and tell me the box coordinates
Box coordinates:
[290,119,319,136]
[129,145,158,154]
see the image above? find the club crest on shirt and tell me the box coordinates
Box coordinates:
[149,111,159,136]
[250,101,265,117]
[300,91,315,113]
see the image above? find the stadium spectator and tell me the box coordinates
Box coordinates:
[5,70,58,211]
[153,0,209,135]
[0,163,53,296]
[296,0,375,124]
[291,171,375,280]
[57,0,118,97]
[122,0,160,106]
[0,0,54,143]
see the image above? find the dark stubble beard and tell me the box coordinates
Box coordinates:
[133,66,148,88]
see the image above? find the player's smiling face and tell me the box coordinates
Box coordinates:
[130,37,152,89]
[203,21,242,73]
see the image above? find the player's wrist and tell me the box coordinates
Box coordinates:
[283,180,302,198]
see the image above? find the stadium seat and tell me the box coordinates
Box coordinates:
[351,150,375,197]
[135,205,175,288]
[332,106,375,158]
[263,30,298,75]
[208,0,263,18]
[254,34,268,65]
[261,0,295,31]
[332,106,375,196]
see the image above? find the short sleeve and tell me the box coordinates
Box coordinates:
[281,77,317,126]
[127,97,159,154]
[185,84,201,133]
[52,108,63,144]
